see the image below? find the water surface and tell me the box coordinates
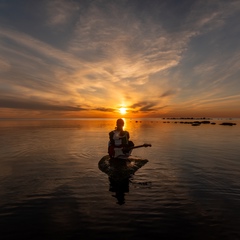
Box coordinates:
[0,118,239,239]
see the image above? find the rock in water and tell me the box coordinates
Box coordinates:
[98,155,148,181]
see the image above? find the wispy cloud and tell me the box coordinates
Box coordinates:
[0,97,86,111]
[93,107,116,113]
[160,89,178,98]
[67,1,198,81]
[46,0,80,27]
[129,101,168,113]
[0,58,10,72]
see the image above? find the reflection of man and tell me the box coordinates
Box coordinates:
[108,118,134,158]
[98,153,149,205]
[109,177,129,205]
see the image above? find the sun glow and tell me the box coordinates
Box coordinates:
[119,107,127,115]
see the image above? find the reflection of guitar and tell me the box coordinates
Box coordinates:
[111,143,152,158]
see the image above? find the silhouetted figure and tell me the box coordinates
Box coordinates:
[108,119,134,158]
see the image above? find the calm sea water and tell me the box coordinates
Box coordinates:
[0,118,239,240]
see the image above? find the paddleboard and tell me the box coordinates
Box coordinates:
[98,155,148,180]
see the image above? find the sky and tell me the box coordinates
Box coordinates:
[0,0,240,118]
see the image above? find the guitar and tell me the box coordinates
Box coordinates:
[111,143,152,158]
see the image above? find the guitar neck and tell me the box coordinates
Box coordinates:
[129,144,151,150]
[132,144,146,149]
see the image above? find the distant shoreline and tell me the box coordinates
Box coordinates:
[0,117,239,121]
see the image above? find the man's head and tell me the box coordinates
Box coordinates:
[116,118,124,127]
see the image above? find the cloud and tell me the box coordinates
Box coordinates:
[0,58,10,72]
[0,27,71,66]
[160,89,178,98]
[0,97,86,112]
[46,0,80,27]
[67,1,195,84]
[130,101,168,112]
[93,107,116,113]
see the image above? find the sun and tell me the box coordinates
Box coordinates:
[119,107,127,115]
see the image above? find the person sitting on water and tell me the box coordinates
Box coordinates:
[108,118,134,158]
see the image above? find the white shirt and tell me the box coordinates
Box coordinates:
[112,130,125,146]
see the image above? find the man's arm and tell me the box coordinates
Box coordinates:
[109,131,115,146]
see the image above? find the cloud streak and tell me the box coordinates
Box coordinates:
[46,0,80,27]
[0,97,86,112]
